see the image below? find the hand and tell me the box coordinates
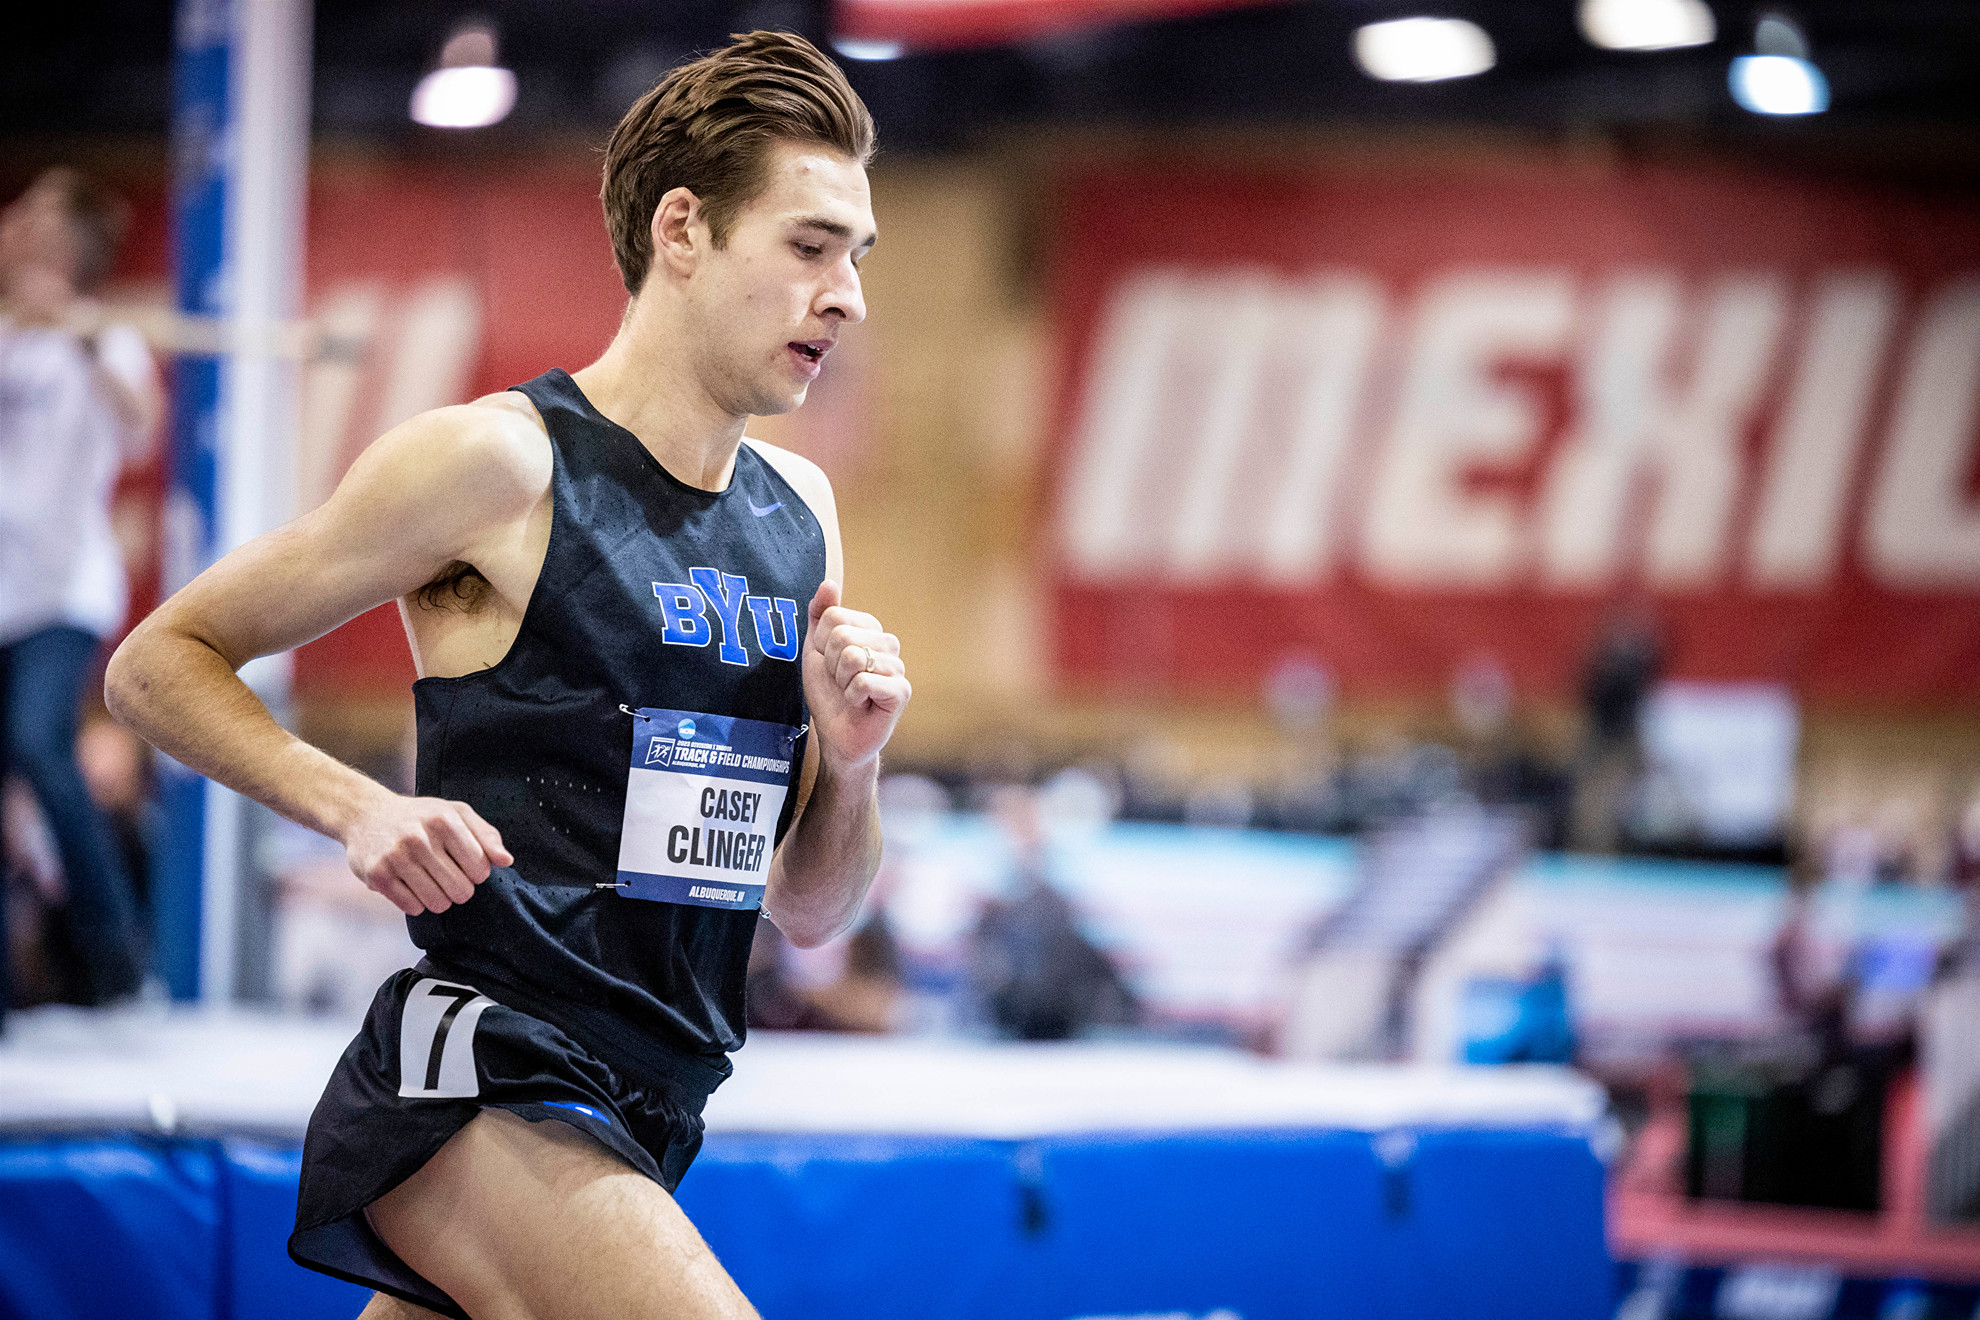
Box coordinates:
[342,792,513,915]
[802,580,911,775]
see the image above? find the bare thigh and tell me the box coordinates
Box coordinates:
[366,1108,756,1320]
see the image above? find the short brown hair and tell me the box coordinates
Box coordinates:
[601,30,875,295]
[30,167,129,293]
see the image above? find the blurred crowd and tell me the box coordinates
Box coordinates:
[3,165,1977,1098]
[1,168,160,1026]
[5,156,1980,1232]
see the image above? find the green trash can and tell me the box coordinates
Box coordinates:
[1686,1046,1883,1213]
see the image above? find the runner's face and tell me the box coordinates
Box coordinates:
[693,141,873,417]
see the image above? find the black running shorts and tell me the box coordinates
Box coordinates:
[289,963,718,1318]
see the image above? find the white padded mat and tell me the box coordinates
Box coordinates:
[0,1004,1605,1138]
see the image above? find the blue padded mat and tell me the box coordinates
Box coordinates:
[218,1141,372,1320]
[0,1138,220,1320]
[0,1126,1611,1320]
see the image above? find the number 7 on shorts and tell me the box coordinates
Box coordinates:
[398,978,496,1099]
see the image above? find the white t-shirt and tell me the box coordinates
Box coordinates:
[0,316,155,645]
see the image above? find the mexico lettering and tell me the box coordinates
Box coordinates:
[1059,268,1980,592]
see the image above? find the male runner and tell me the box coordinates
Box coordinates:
[106,31,906,1319]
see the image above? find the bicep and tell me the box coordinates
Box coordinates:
[152,501,446,668]
[149,410,528,668]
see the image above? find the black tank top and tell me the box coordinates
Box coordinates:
[407,369,824,1089]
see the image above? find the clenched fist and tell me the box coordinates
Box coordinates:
[342,793,513,915]
[802,579,910,774]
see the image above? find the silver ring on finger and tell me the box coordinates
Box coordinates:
[859,644,877,674]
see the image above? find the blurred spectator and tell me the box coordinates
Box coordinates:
[1182,775,1254,830]
[1770,883,1848,1046]
[1263,652,1333,738]
[75,715,153,913]
[1569,612,1663,853]
[1941,792,1980,979]
[1261,749,1347,835]
[1339,736,1466,824]
[1953,792,1980,893]
[0,168,159,1022]
[808,918,904,1032]
[1120,733,1191,824]
[1872,794,1927,886]
[1824,804,1882,891]
[745,916,903,1034]
[967,785,1137,1039]
[1449,654,1512,744]
[1452,655,1572,849]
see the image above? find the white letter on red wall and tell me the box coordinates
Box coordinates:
[1254,277,1384,584]
[1539,274,1784,589]
[1363,270,1574,587]
[1865,278,1980,587]
[1747,272,1897,589]
[1060,272,1193,579]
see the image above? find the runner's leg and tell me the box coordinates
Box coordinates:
[367,1108,757,1320]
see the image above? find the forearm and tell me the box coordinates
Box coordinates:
[105,623,389,842]
[763,755,882,948]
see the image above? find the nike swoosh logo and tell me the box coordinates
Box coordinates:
[749,499,784,517]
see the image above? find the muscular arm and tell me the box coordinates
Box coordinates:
[106,400,546,913]
[750,442,910,948]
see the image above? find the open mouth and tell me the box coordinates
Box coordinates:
[789,340,829,362]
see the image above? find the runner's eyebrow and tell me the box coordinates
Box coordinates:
[792,217,877,252]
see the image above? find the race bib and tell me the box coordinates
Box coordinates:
[613,707,802,910]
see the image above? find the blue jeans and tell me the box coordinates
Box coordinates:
[1,625,144,1016]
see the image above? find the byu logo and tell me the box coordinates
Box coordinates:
[653,569,801,665]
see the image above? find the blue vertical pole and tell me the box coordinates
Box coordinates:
[158,0,232,1000]
[160,0,310,1002]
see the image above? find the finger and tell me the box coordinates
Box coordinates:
[836,641,906,687]
[820,606,884,636]
[854,651,905,679]
[362,867,425,916]
[828,625,888,683]
[833,641,867,688]
[429,813,494,885]
[408,833,476,904]
[455,804,513,868]
[391,855,456,912]
[807,579,841,635]
[848,672,911,712]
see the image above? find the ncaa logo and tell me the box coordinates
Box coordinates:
[678,719,697,740]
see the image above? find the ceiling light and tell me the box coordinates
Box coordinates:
[1579,0,1715,51]
[1729,54,1828,115]
[411,21,516,129]
[1354,17,1496,83]
[832,37,904,61]
[412,65,517,127]
[1753,11,1810,60]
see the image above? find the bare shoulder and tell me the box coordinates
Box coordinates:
[741,436,836,521]
[344,390,551,520]
[742,436,843,587]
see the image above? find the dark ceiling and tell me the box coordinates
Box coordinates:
[6,1,1980,161]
